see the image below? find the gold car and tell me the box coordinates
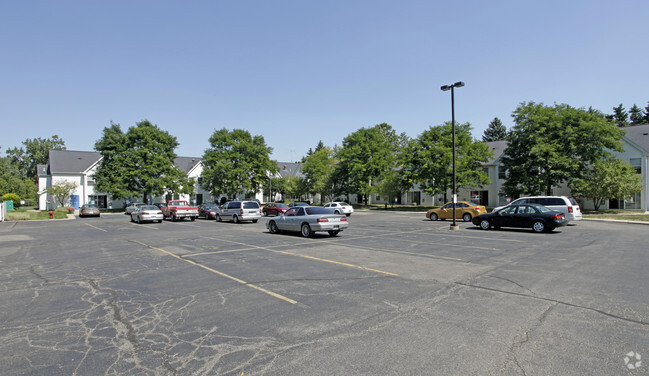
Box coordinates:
[426,201,487,222]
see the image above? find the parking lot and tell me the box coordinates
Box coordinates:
[1,212,648,375]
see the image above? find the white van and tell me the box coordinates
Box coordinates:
[494,196,582,221]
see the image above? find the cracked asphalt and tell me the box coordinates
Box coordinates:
[1,211,647,375]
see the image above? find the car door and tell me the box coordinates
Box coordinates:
[439,203,454,219]
[511,205,535,228]
[281,208,298,231]
[493,206,517,227]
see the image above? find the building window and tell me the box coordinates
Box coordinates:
[498,166,507,180]
[630,158,641,174]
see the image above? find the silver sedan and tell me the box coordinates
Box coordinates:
[266,206,349,237]
[130,205,163,224]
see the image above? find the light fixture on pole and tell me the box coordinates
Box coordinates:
[440,81,465,231]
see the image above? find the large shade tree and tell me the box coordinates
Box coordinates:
[6,135,66,180]
[94,120,194,203]
[502,102,625,196]
[201,128,277,199]
[570,158,644,210]
[400,122,492,200]
[301,146,335,203]
[333,123,405,205]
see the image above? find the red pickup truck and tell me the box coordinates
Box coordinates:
[162,200,199,222]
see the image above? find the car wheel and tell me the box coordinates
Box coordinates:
[480,219,491,230]
[130,215,134,222]
[429,213,438,221]
[233,215,240,223]
[252,219,258,223]
[191,217,196,222]
[269,221,279,234]
[301,223,312,237]
[328,230,340,237]
[463,213,472,222]
[334,210,340,214]
[346,213,351,217]
[172,214,176,222]
[157,220,162,223]
[264,211,268,216]
[533,221,546,233]
[137,216,141,224]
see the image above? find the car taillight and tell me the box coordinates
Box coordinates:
[568,206,573,213]
[341,206,346,210]
[240,209,244,215]
[142,212,149,215]
[340,218,347,221]
[317,218,329,222]
[551,214,564,220]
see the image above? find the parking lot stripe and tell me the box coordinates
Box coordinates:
[84,223,108,232]
[131,240,298,305]
[202,236,399,277]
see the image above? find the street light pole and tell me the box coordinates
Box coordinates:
[440,81,465,230]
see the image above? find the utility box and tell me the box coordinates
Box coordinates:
[4,201,14,211]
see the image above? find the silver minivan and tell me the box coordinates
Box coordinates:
[494,196,582,221]
[216,201,262,223]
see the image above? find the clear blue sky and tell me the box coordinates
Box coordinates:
[2,1,648,162]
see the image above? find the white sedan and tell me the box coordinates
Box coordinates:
[266,206,349,237]
[130,205,163,224]
[323,202,354,216]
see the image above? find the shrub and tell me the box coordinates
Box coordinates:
[1,193,21,207]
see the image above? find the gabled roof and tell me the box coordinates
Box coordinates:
[49,150,102,174]
[484,140,508,165]
[37,164,49,176]
[622,124,649,153]
[174,157,202,174]
[276,162,302,178]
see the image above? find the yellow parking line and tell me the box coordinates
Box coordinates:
[131,240,297,305]
[202,236,399,277]
[84,223,107,232]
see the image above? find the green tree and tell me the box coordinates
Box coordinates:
[46,180,78,208]
[502,102,624,196]
[400,122,491,199]
[611,104,629,127]
[376,168,406,207]
[1,193,21,207]
[570,158,644,210]
[301,146,335,203]
[482,117,507,141]
[0,152,37,202]
[201,128,277,199]
[644,101,649,123]
[94,120,194,203]
[333,123,404,204]
[6,135,66,180]
[283,176,306,200]
[629,104,645,125]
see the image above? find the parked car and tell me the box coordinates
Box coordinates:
[198,203,220,219]
[125,203,146,214]
[130,205,163,224]
[161,200,199,221]
[289,201,309,207]
[493,196,582,221]
[266,206,349,237]
[323,202,354,216]
[472,204,567,233]
[263,202,289,216]
[217,200,262,223]
[79,204,100,217]
[426,201,487,222]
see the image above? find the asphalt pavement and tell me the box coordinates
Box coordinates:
[0,212,647,375]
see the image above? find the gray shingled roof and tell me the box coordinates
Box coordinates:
[174,157,202,174]
[622,124,649,153]
[484,140,508,165]
[49,150,102,174]
[276,162,302,178]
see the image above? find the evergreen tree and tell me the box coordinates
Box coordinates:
[612,104,629,127]
[629,104,645,125]
[482,117,507,141]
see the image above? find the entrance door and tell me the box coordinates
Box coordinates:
[70,195,79,209]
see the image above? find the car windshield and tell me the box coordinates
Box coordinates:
[306,207,334,215]
[169,201,187,206]
[243,202,260,209]
[533,205,552,213]
[203,203,218,209]
[275,203,289,208]
[140,205,158,210]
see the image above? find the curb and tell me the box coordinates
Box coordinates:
[582,218,649,225]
